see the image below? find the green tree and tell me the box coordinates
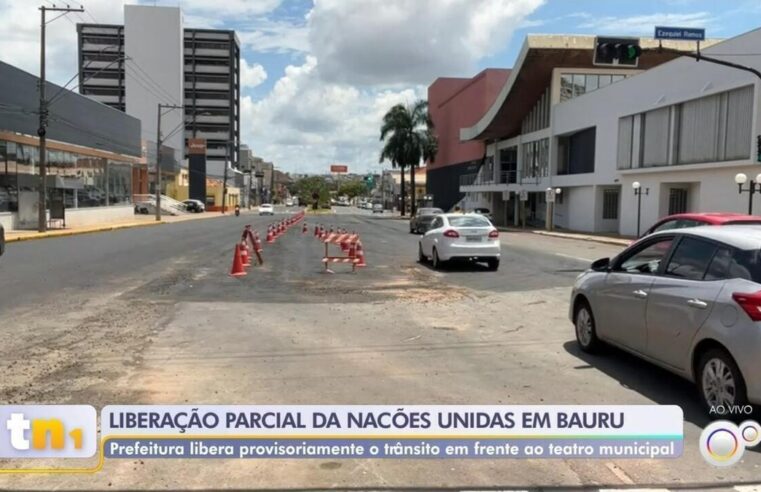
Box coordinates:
[379,100,437,216]
[289,176,331,209]
[338,180,367,199]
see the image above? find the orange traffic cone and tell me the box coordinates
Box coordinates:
[240,241,251,267]
[266,226,275,243]
[355,241,367,267]
[230,244,247,277]
[314,224,319,237]
[302,222,308,234]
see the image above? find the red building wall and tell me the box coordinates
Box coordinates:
[427,68,510,170]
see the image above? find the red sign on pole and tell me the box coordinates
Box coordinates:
[330,165,348,173]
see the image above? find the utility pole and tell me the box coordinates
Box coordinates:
[155,103,183,221]
[38,4,84,232]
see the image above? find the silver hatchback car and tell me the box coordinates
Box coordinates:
[570,226,761,412]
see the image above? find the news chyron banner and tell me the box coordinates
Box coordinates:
[100,405,683,460]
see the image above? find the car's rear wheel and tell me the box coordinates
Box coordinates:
[574,300,601,353]
[418,243,427,264]
[486,258,499,271]
[697,348,748,412]
[432,247,442,270]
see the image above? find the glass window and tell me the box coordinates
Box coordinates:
[618,237,674,274]
[612,75,625,83]
[560,74,573,102]
[705,247,761,282]
[617,116,634,170]
[572,74,585,97]
[665,237,718,280]
[449,216,491,227]
[724,85,753,160]
[677,92,721,164]
[585,75,599,92]
[598,75,612,88]
[602,189,619,220]
[641,107,671,167]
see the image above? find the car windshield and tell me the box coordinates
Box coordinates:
[418,208,443,215]
[448,216,491,227]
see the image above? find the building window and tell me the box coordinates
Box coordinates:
[641,106,671,167]
[617,116,634,169]
[602,189,619,220]
[558,127,596,175]
[559,73,631,102]
[668,188,689,215]
[521,138,549,180]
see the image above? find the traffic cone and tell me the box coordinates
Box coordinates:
[254,231,263,253]
[240,241,251,267]
[314,224,319,237]
[302,222,308,234]
[266,226,275,243]
[230,244,247,277]
[355,241,367,267]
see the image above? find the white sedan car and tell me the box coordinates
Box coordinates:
[258,203,274,216]
[418,213,501,270]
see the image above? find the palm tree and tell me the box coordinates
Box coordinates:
[379,100,437,216]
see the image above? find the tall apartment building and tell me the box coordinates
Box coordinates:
[76,5,240,178]
[184,28,241,177]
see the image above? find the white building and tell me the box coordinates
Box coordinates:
[459,30,761,236]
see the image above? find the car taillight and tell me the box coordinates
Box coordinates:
[732,291,761,321]
[443,229,459,238]
[488,230,499,238]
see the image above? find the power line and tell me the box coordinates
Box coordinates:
[125,58,183,106]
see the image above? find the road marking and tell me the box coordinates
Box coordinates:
[555,253,594,262]
[734,487,761,492]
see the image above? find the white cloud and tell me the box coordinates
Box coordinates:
[238,19,310,54]
[240,59,267,88]
[178,0,282,19]
[240,56,426,173]
[307,0,544,85]
[0,0,127,85]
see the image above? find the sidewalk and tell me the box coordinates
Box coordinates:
[5,210,250,243]
[499,226,633,246]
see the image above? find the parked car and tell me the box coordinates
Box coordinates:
[182,199,205,213]
[0,222,4,257]
[418,213,500,270]
[259,203,274,216]
[473,207,493,222]
[642,212,761,237]
[409,207,444,234]
[372,203,384,213]
[570,225,761,412]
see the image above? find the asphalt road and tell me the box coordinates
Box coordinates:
[0,208,757,489]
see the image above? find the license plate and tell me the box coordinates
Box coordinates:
[466,236,482,242]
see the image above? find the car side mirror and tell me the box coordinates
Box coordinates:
[591,257,610,272]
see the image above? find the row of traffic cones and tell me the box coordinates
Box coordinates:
[264,210,306,244]
[230,225,267,277]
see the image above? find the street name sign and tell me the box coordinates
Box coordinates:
[654,26,705,41]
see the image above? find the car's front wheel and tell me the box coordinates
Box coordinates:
[697,348,748,412]
[574,300,601,353]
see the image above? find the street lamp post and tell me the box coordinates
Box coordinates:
[734,173,761,215]
[633,181,649,237]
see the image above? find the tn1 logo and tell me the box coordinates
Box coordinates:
[6,413,84,450]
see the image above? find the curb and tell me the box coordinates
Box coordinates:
[6,220,166,243]
[499,228,631,247]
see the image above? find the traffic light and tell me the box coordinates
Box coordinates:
[594,37,642,66]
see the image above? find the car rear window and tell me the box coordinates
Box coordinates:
[418,208,443,215]
[725,220,761,226]
[448,216,491,227]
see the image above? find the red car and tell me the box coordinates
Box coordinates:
[643,212,761,237]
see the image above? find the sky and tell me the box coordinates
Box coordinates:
[1,0,760,174]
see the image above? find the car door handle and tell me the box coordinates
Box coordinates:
[633,289,648,299]
[687,298,708,309]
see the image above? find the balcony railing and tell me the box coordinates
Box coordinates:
[460,170,519,187]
